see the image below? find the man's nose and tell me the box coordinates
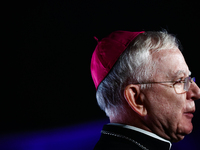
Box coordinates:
[187,82,200,100]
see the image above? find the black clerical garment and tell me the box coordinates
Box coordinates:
[94,124,171,150]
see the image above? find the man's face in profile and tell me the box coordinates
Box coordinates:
[142,48,200,142]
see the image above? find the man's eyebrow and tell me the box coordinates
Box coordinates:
[172,70,191,79]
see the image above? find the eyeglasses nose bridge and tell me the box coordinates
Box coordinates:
[191,77,195,83]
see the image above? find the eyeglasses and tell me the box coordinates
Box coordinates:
[134,77,195,94]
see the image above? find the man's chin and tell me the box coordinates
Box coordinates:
[184,122,193,135]
[181,117,194,133]
[173,123,193,142]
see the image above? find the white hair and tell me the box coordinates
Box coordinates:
[96,31,180,118]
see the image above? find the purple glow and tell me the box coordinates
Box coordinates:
[0,118,199,150]
[0,119,109,150]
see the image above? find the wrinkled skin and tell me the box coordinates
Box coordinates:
[142,48,200,142]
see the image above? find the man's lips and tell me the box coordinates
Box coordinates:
[184,102,195,119]
[184,112,194,118]
[184,110,195,118]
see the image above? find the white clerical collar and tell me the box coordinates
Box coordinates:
[108,123,172,149]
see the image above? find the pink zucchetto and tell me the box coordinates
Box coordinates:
[90,30,145,90]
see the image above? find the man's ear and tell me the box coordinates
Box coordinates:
[124,84,147,116]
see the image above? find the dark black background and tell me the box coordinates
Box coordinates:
[3,0,200,136]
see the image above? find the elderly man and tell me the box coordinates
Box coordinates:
[90,31,200,150]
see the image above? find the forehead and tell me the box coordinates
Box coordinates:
[152,49,190,79]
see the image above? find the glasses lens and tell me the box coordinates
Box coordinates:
[172,77,195,94]
[184,77,190,91]
[174,81,184,94]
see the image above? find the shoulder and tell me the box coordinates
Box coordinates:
[93,125,142,150]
